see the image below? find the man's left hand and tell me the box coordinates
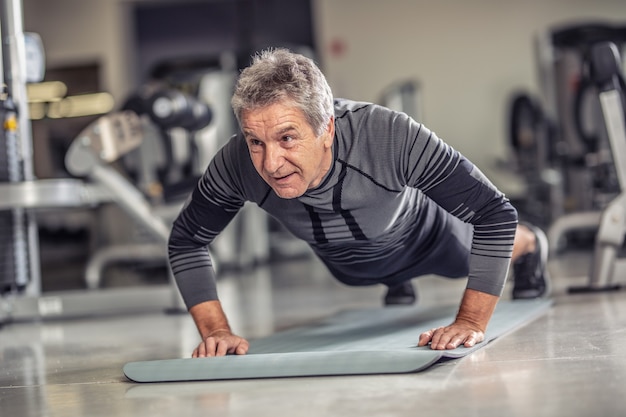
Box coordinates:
[417,322,485,350]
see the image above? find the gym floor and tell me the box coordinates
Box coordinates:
[1,250,625,417]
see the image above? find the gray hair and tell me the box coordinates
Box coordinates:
[231,48,334,136]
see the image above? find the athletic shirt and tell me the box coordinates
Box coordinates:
[168,99,518,309]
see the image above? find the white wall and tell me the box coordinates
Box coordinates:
[313,0,626,192]
[22,0,135,102]
[20,0,626,193]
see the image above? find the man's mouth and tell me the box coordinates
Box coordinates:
[272,173,294,182]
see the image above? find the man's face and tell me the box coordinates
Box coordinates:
[241,101,334,199]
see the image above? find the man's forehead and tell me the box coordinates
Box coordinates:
[241,104,307,133]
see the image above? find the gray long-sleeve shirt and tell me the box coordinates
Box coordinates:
[169,99,518,309]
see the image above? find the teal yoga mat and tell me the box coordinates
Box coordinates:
[124,299,551,382]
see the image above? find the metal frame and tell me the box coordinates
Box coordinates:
[549,41,626,292]
[1,0,41,298]
[0,114,186,326]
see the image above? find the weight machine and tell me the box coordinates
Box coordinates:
[1,0,311,325]
[0,0,190,324]
[508,22,626,292]
[0,108,191,323]
[565,41,626,292]
[544,29,626,292]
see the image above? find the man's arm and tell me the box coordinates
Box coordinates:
[168,139,251,357]
[417,288,499,349]
[189,300,249,357]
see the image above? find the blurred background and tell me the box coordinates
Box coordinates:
[22,0,626,182]
[2,0,626,318]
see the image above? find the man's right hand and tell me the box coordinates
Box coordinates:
[192,330,249,358]
[188,300,249,357]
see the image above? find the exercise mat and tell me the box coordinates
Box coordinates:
[124,299,551,382]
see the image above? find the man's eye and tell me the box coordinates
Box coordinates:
[282,135,293,142]
[250,139,262,146]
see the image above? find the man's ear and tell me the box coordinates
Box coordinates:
[324,116,335,149]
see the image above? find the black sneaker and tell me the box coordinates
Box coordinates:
[513,224,550,299]
[384,281,417,305]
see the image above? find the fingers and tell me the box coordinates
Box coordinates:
[418,325,484,350]
[192,335,250,358]
[216,338,230,357]
[234,342,249,355]
[417,327,440,347]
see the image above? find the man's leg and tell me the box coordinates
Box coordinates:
[384,281,417,305]
[385,223,550,304]
[384,208,473,306]
[511,223,550,299]
[512,224,537,261]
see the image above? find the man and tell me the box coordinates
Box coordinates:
[168,48,549,358]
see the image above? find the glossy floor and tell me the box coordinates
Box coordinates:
[1,252,626,417]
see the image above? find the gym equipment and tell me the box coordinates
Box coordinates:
[547,40,626,292]
[124,299,552,382]
[121,76,276,270]
[0,0,247,324]
[566,42,626,292]
[65,112,171,243]
[508,22,626,293]
[0,111,187,323]
[508,91,561,226]
[0,1,301,324]
[0,1,213,320]
[146,89,213,132]
[1,55,268,324]
[121,86,214,200]
[509,22,626,227]
[1,0,42,299]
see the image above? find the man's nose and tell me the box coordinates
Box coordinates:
[264,144,284,174]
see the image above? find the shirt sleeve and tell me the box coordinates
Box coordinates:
[399,115,518,296]
[168,138,246,309]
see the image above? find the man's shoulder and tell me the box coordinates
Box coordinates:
[222,132,251,162]
[211,132,269,199]
[334,98,410,140]
[335,98,396,134]
[334,98,377,118]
